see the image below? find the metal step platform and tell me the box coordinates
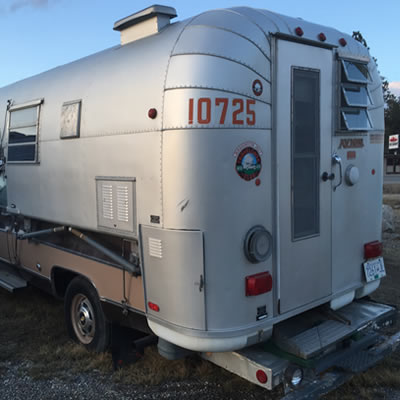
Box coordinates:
[272,300,396,359]
[203,300,399,396]
[0,262,27,292]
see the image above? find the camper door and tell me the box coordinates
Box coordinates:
[276,40,333,314]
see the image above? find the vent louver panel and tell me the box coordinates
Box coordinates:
[102,185,114,220]
[117,185,129,222]
[96,178,136,235]
[149,237,163,259]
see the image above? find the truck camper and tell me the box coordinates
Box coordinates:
[0,4,399,397]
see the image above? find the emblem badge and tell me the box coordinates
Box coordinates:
[252,79,263,96]
[235,145,262,181]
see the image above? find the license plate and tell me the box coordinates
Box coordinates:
[363,257,386,283]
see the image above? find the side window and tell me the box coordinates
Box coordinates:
[338,59,373,132]
[8,101,42,163]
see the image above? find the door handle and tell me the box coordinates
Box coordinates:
[321,172,335,182]
[332,153,343,191]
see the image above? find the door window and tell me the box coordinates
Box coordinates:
[292,68,320,240]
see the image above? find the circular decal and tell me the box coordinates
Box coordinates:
[252,79,263,96]
[236,147,262,181]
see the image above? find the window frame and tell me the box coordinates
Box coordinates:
[341,84,372,108]
[7,99,43,164]
[341,108,373,131]
[336,57,373,135]
[341,59,371,84]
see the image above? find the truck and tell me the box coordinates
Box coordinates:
[0,4,399,398]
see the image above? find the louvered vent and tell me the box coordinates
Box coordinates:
[96,177,136,235]
[102,185,114,220]
[149,237,163,259]
[117,185,129,222]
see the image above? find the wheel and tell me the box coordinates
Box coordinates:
[64,276,110,352]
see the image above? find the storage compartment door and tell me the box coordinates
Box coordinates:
[141,226,205,330]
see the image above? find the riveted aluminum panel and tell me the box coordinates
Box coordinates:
[141,226,205,330]
[331,52,384,294]
[166,55,271,103]
[188,10,270,58]
[172,25,270,80]
[161,129,274,330]
[0,21,186,234]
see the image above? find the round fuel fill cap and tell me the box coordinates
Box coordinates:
[345,165,359,186]
[244,226,273,263]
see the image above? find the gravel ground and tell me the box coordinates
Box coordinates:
[0,361,233,400]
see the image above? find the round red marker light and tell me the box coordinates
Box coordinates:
[148,108,157,119]
[295,27,304,37]
[256,369,268,384]
[255,178,261,186]
[318,33,326,42]
[339,38,347,47]
[372,169,376,175]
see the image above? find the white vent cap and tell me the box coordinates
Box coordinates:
[114,4,177,45]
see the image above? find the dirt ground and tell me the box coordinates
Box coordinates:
[0,196,399,399]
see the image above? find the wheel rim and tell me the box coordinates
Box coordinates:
[71,294,96,344]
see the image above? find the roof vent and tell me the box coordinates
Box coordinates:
[113,5,177,45]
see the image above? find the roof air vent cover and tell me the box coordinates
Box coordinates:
[113,4,177,45]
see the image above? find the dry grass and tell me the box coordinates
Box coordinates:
[0,287,113,380]
[0,286,262,395]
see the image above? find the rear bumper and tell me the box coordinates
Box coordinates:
[203,300,399,395]
[148,319,273,352]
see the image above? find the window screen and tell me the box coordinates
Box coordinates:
[8,104,40,162]
[292,69,320,240]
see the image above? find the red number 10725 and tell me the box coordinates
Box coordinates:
[188,98,256,126]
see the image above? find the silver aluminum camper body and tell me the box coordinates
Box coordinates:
[0,3,387,367]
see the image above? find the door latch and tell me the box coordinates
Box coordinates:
[321,172,335,181]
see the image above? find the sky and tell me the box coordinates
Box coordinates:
[0,0,399,96]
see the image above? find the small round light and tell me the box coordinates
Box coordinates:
[339,38,347,47]
[148,108,157,119]
[256,369,268,384]
[318,32,326,42]
[372,169,376,175]
[295,27,304,37]
[244,226,273,264]
[285,365,303,388]
[255,178,261,186]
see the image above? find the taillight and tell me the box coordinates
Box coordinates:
[246,271,272,296]
[364,241,382,259]
[256,369,268,384]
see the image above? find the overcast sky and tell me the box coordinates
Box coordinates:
[0,0,399,96]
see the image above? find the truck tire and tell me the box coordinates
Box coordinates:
[64,276,110,352]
